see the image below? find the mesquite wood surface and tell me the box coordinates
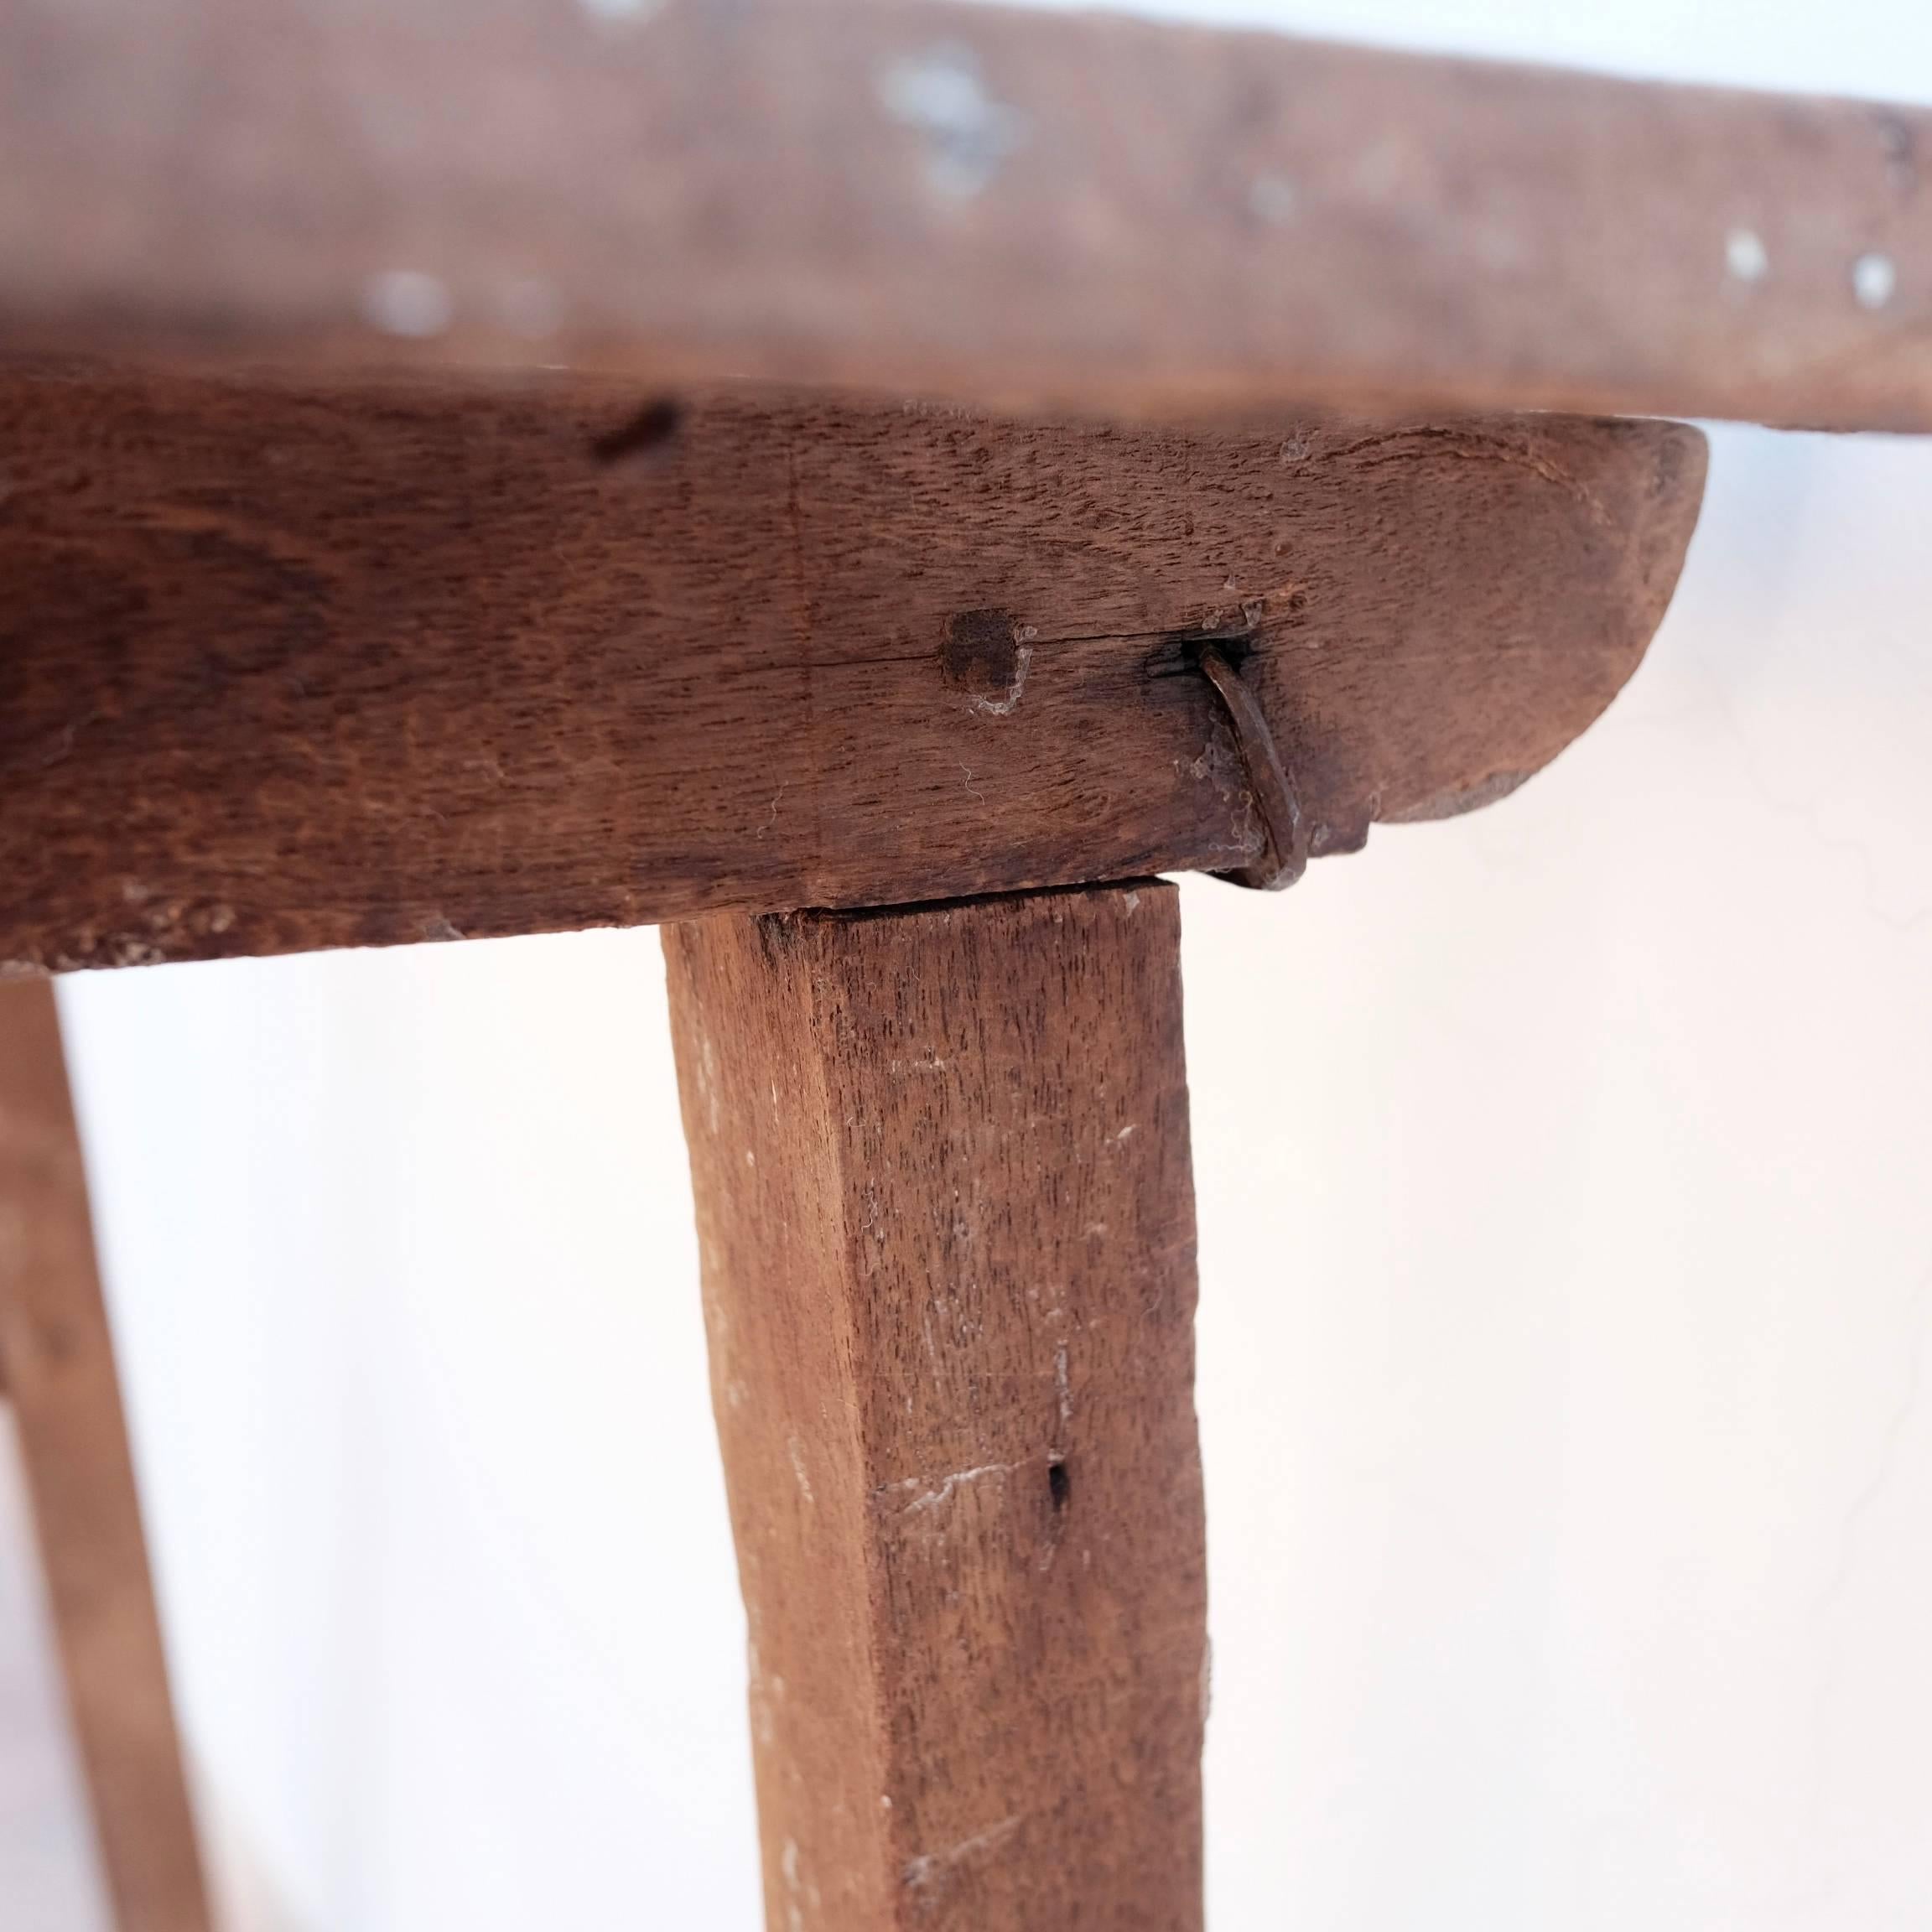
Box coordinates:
[665,884,1206,1930]
[0,364,1703,972]
[0,978,211,1932]
[2,0,1929,430]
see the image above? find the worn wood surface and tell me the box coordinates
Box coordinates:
[0,0,1927,428]
[0,978,211,1932]
[0,363,1703,971]
[665,883,1205,1930]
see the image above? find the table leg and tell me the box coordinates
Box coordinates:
[665,882,1207,1929]
[0,978,211,1932]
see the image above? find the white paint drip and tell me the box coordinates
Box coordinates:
[880,1462,1017,1513]
[901,1815,1022,1891]
[697,1031,722,1134]
[780,1836,818,1931]
[967,643,1032,716]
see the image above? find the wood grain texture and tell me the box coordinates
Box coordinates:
[0,0,1928,428]
[0,978,212,1932]
[0,362,1703,970]
[664,883,1204,1931]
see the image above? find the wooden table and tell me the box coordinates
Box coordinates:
[1,3,1923,1924]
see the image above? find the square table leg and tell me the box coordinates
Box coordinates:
[665,882,1207,1929]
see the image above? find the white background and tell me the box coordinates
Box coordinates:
[8,3,1932,1928]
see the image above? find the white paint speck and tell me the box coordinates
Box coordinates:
[787,1437,815,1504]
[879,43,1027,198]
[1248,172,1297,225]
[1726,227,1768,283]
[1854,251,1898,309]
[361,270,452,339]
[579,0,662,19]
